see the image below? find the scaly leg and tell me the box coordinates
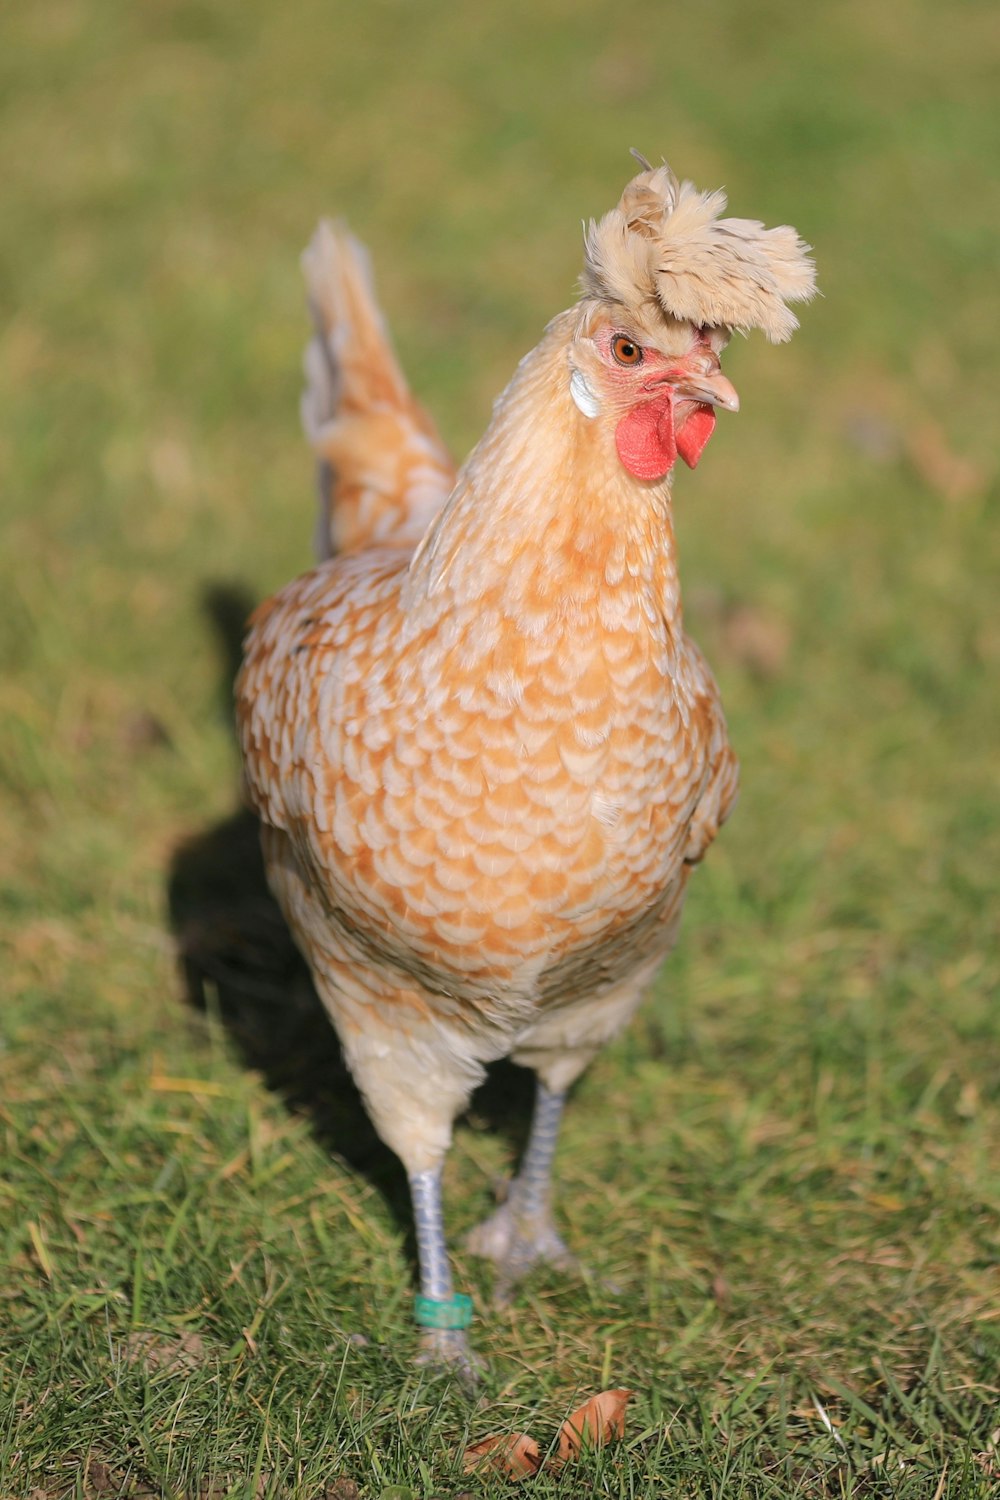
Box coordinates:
[465,1080,576,1300]
[408,1167,481,1384]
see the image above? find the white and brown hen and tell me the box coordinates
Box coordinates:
[237,156,815,1376]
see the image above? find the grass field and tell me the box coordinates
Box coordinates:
[1,0,998,1495]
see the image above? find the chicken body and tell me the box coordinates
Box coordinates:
[237,161,814,1375]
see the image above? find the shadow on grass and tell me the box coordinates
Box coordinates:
[166,582,535,1261]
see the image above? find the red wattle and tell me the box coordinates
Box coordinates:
[615,395,677,481]
[676,406,716,469]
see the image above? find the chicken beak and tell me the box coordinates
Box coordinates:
[674,368,740,413]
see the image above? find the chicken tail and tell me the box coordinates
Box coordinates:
[301,222,456,558]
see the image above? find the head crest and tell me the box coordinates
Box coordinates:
[581,155,816,343]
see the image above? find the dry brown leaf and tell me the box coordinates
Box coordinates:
[906,419,988,504]
[319,1482,361,1500]
[120,1330,208,1375]
[722,605,790,679]
[712,1270,732,1308]
[462,1432,542,1478]
[684,588,789,679]
[556,1388,633,1463]
[84,1459,116,1498]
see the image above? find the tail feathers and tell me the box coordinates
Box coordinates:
[301,221,456,559]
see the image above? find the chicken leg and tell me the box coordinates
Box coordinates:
[465,1080,576,1300]
[409,1167,480,1383]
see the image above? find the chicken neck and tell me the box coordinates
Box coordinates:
[403,311,686,651]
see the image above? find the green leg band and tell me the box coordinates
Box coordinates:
[414,1293,474,1330]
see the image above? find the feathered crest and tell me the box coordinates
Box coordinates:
[581,155,816,343]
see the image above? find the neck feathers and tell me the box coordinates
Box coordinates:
[404,313,680,629]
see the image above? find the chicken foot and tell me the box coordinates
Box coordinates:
[465,1080,577,1301]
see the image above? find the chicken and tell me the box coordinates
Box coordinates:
[237,155,815,1378]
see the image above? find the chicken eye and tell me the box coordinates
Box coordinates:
[611,335,643,366]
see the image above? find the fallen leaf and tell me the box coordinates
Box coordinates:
[119,709,173,754]
[722,605,790,679]
[685,588,789,679]
[85,1459,116,1497]
[906,419,988,504]
[321,1483,360,1500]
[556,1389,633,1463]
[711,1270,731,1308]
[462,1432,542,1478]
[120,1330,208,1375]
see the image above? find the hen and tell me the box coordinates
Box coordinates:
[237,156,815,1376]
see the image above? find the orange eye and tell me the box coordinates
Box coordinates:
[611,335,643,366]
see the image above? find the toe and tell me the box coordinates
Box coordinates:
[415,1328,485,1389]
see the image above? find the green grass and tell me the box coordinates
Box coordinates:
[1,0,998,1494]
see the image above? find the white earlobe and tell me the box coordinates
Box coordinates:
[569,367,601,419]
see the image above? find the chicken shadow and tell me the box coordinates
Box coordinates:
[166,583,536,1251]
